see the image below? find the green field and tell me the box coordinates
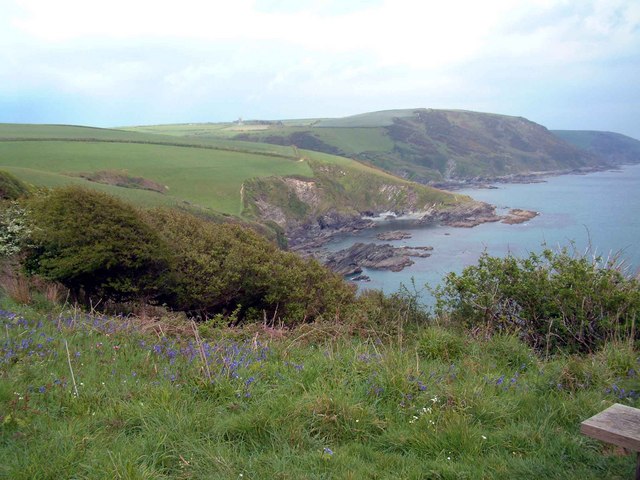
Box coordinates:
[150,109,622,184]
[0,140,312,215]
[1,123,458,218]
[315,109,417,127]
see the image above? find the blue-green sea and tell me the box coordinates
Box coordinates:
[327,163,640,297]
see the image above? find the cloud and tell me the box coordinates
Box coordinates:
[1,0,639,137]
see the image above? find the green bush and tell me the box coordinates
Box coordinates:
[0,202,31,258]
[434,248,640,353]
[24,186,171,304]
[145,208,355,324]
[353,283,430,334]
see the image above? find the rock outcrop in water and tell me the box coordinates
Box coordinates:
[376,230,412,241]
[323,243,433,274]
[501,209,538,224]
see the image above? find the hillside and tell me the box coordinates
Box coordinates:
[187,109,605,184]
[0,124,471,244]
[552,130,640,165]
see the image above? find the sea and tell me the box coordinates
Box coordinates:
[326,163,640,300]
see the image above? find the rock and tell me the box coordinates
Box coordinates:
[435,202,502,228]
[350,274,371,282]
[398,246,433,257]
[501,209,538,224]
[376,230,413,241]
[325,242,434,274]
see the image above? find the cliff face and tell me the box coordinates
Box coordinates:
[240,160,493,251]
[552,130,640,165]
[384,109,600,180]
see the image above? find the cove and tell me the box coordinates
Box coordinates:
[326,163,640,297]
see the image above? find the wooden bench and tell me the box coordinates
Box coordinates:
[581,403,640,479]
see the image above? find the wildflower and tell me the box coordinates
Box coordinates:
[323,447,334,456]
[481,435,487,440]
[38,386,46,393]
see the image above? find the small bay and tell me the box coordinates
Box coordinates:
[326,163,640,296]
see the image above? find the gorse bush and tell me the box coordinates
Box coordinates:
[19,187,354,324]
[434,248,640,353]
[24,187,170,304]
[145,208,355,324]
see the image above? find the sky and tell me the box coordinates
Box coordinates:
[1,0,639,137]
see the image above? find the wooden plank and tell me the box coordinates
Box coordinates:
[581,403,640,452]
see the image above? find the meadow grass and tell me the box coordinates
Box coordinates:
[1,298,638,479]
[0,141,312,215]
[0,123,461,218]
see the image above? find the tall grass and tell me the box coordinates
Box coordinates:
[1,299,638,479]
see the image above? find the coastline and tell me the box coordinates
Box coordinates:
[429,164,624,191]
[287,162,640,277]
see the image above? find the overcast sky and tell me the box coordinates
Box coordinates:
[1,0,639,137]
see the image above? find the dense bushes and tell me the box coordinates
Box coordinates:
[9,185,640,347]
[144,208,355,323]
[434,248,640,353]
[24,187,171,303]
[19,186,354,324]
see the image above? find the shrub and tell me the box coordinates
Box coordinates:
[0,202,31,258]
[434,248,640,353]
[145,208,355,324]
[353,283,430,335]
[24,186,171,305]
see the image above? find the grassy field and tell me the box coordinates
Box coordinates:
[1,299,638,479]
[314,109,417,128]
[129,122,395,156]
[0,140,312,215]
[0,123,460,217]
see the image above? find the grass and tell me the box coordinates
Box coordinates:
[314,109,417,128]
[1,298,639,479]
[0,140,312,215]
[0,124,463,219]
